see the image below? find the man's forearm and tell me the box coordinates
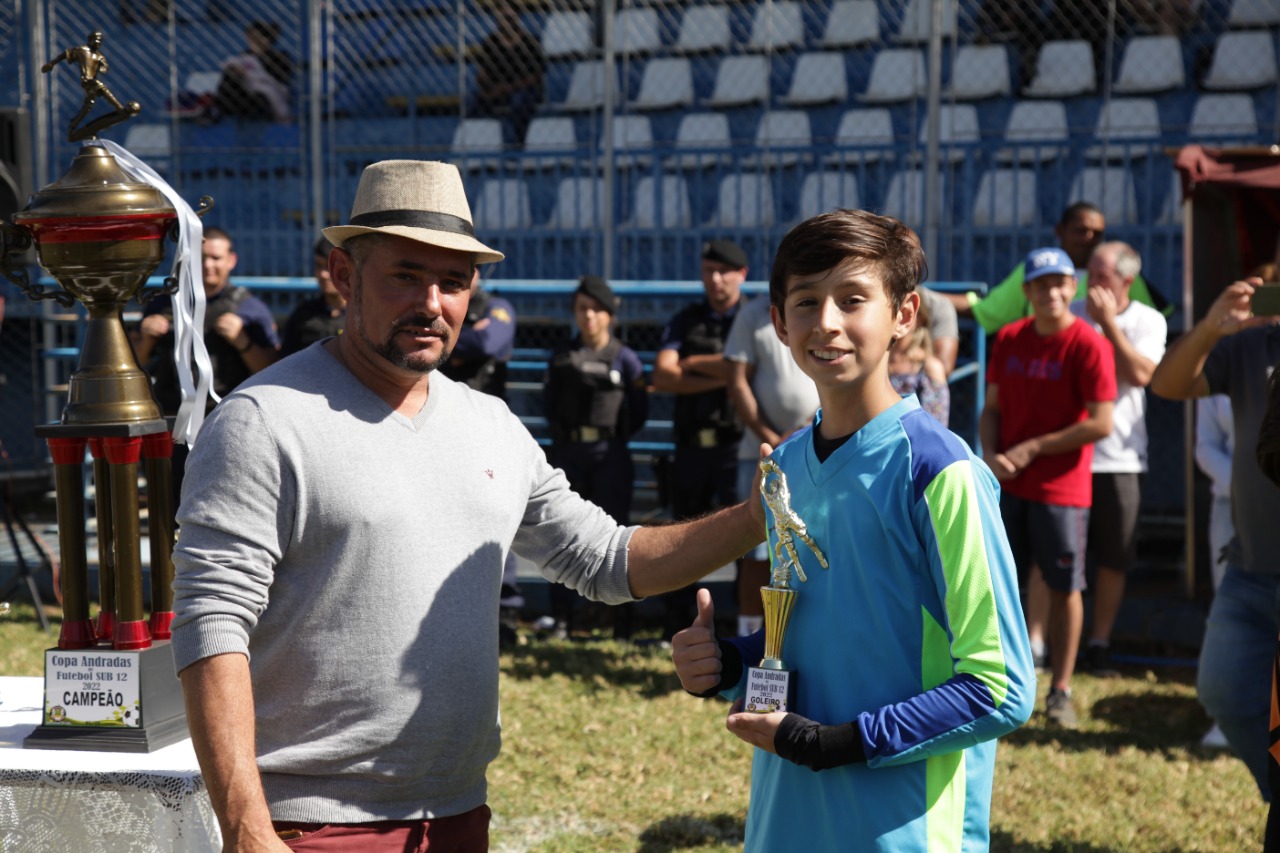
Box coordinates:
[1023,417,1111,457]
[1151,322,1218,400]
[180,653,280,849]
[628,501,765,598]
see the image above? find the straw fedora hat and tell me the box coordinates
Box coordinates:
[322,160,504,265]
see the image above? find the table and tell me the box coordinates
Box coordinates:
[0,676,221,852]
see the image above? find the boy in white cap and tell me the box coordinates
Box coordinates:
[980,246,1116,727]
[171,160,766,850]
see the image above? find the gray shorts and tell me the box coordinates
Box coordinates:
[738,459,768,561]
[1087,472,1142,573]
[1000,493,1089,593]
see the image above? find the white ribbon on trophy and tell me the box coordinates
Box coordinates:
[92,138,214,445]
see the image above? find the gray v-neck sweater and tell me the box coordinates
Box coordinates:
[171,344,636,822]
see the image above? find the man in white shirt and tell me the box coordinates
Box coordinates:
[1071,241,1167,675]
[724,294,819,636]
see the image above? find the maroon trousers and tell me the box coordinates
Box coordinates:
[275,805,490,852]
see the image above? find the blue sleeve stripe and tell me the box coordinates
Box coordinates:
[857,673,999,761]
[902,409,971,503]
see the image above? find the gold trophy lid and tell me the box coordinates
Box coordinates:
[14,144,174,224]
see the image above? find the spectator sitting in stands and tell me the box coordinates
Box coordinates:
[207,20,292,124]
[944,201,1170,335]
[469,7,545,145]
[280,236,346,358]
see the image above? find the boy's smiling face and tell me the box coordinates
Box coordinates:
[1023,272,1076,326]
[770,257,917,412]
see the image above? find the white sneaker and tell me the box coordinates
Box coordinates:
[1200,724,1229,749]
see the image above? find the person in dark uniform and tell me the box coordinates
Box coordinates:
[441,271,516,397]
[280,236,346,357]
[441,270,523,647]
[652,240,748,638]
[133,226,280,505]
[542,276,649,640]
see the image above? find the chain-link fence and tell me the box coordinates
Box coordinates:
[1,0,1278,510]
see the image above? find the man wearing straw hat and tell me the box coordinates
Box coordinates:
[170,160,766,851]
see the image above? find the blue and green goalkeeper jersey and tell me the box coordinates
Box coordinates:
[725,395,1034,852]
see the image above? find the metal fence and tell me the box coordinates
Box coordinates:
[1,0,1278,513]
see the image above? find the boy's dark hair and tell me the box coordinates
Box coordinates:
[769,209,926,311]
[203,226,233,249]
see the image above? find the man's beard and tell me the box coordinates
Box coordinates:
[353,275,453,374]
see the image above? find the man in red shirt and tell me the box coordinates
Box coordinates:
[980,247,1116,728]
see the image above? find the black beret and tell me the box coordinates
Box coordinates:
[313,235,336,257]
[702,239,748,269]
[575,275,619,314]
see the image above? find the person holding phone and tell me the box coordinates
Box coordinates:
[1152,269,1280,800]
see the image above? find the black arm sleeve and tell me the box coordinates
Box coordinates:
[686,639,744,699]
[774,713,867,771]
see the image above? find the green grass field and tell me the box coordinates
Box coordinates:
[2,603,1266,851]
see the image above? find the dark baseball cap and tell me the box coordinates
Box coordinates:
[1023,247,1075,282]
[702,239,748,269]
[575,275,619,314]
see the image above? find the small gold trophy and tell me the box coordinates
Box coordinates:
[745,458,827,713]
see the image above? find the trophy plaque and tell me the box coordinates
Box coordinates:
[0,31,209,752]
[744,458,827,714]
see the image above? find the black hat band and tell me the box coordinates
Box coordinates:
[349,209,476,238]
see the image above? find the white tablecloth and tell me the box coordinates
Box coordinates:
[0,676,221,852]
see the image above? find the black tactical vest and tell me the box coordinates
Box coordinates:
[549,338,626,436]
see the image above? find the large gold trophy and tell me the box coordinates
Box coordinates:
[744,458,827,714]
[0,32,209,751]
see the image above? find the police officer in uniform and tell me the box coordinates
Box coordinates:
[135,226,280,417]
[652,239,748,638]
[280,236,346,357]
[133,226,280,505]
[543,275,648,639]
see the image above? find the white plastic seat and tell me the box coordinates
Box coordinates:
[749,1,805,52]
[861,49,927,102]
[1112,36,1185,94]
[919,104,980,163]
[542,11,592,58]
[996,101,1069,163]
[1189,94,1259,139]
[781,52,848,106]
[707,55,769,107]
[1228,0,1280,27]
[1024,40,1095,97]
[184,71,221,96]
[557,60,622,112]
[1086,98,1161,160]
[628,175,692,228]
[124,123,171,158]
[949,45,1011,100]
[825,108,895,164]
[603,114,654,169]
[630,57,694,110]
[881,169,939,229]
[666,112,732,168]
[796,171,861,221]
[710,173,776,228]
[674,6,732,53]
[894,0,956,44]
[971,169,1037,227]
[474,178,532,230]
[1070,167,1139,225]
[522,117,577,169]
[546,176,602,229]
[745,110,812,168]
[451,118,505,163]
[616,8,661,54]
[1204,32,1278,90]
[821,0,879,48]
